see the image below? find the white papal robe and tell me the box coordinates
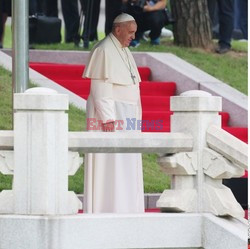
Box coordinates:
[83,33,145,213]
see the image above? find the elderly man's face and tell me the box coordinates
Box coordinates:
[115,21,137,47]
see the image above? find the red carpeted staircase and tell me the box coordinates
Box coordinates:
[30,62,248,214]
[29,62,248,142]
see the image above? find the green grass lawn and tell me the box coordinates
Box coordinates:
[0,66,169,193]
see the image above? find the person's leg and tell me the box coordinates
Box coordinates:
[0,1,4,47]
[90,0,101,41]
[105,0,123,35]
[61,0,80,43]
[144,10,165,43]
[238,0,248,39]
[217,0,234,49]
[0,0,11,48]
[207,0,220,39]
[37,0,45,14]
[29,0,37,15]
[207,0,218,26]
[234,0,240,30]
[82,0,101,41]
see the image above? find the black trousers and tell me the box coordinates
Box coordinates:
[61,0,80,42]
[237,0,248,39]
[44,0,58,17]
[105,0,123,35]
[81,0,101,41]
[126,6,166,41]
[207,0,234,48]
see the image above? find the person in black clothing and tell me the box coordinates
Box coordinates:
[124,0,167,47]
[207,0,234,54]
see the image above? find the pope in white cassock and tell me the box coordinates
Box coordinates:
[82,13,145,213]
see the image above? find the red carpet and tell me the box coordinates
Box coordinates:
[30,62,248,216]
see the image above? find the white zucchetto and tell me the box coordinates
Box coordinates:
[113,13,135,24]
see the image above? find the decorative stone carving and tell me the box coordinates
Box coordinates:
[202,148,244,179]
[0,190,13,213]
[203,183,244,217]
[68,152,83,175]
[0,151,13,174]
[157,152,197,175]
[157,189,197,212]
[0,150,83,176]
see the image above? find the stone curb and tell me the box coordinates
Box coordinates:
[77,193,161,210]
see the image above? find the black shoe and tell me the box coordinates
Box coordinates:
[215,46,230,54]
[0,43,3,49]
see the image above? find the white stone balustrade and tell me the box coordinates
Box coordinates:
[0,88,247,219]
[0,87,247,249]
[156,90,246,218]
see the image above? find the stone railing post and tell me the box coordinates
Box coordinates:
[13,87,78,215]
[157,90,244,217]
